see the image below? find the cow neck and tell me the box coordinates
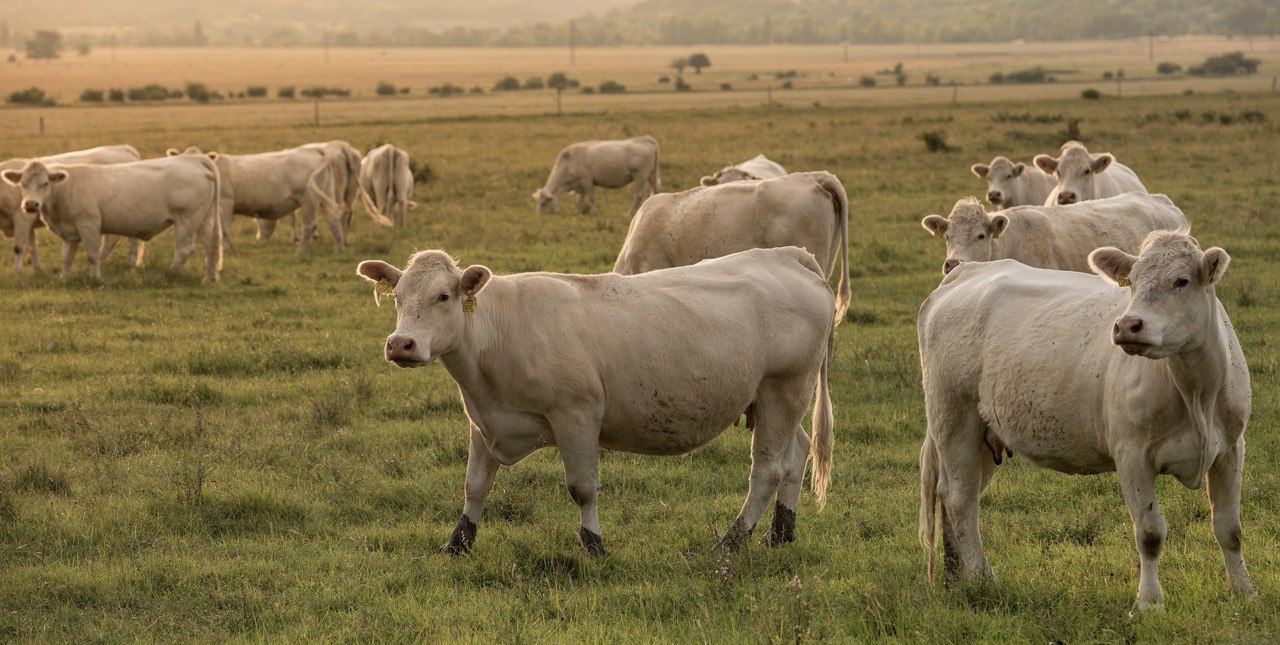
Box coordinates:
[1162,290,1229,485]
[437,277,507,396]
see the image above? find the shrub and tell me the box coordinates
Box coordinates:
[781,80,793,89]
[720,82,732,91]
[1102,71,1114,80]
[599,80,625,94]
[775,70,798,79]
[169,89,184,99]
[469,86,484,94]
[80,88,105,103]
[376,81,397,96]
[924,73,941,86]
[674,76,691,91]
[428,83,466,97]
[8,86,53,106]
[185,82,212,103]
[278,86,296,99]
[246,86,267,98]
[127,84,170,101]
[1188,52,1260,77]
[1081,88,1102,100]
[492,76,521,91]
[301,86,350,98]
[580,86,596,94]
[859,75,876,87]
[547,73,573,90]
[658,76,670,84]
[523,76,544,90]
[108,88,125,102]
[917,130,952,153]
[989,72,1005,83]
[1156,62,1181,75]
[399,87,410,94]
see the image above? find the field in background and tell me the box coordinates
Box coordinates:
[0,45,1279,639]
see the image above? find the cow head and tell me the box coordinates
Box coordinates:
[921,198,1008,275]
[1,161,67,219]
[700,166,757,186]
[1090,230,1228,360]
[971,156,1025,208]
[532,188,558,215]
[167,146,219,161]
[1035,141,1113,205]
[356,251,492,367]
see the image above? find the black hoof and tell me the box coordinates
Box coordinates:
[764,503,796,547]
[579,527,605,556]
[715,518,752,550]
[439,515,477,556]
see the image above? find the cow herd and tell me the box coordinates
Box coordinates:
[2,131,1256,612]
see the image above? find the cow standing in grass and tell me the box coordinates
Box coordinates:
[1035,141,1147,206]
[359,144,418,228]
[357,247,835,555]
[969,156,1054,209]
[533,136,661,216]
[918,230,1255,610]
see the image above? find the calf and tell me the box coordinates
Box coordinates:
[357,246,835,555]
[918,230,1255,610]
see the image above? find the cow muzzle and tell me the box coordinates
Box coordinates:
[1057,192,1078,205]
[986,191,1002,205]
[942,258,961,275]
[21,201,40,214]
[385,334,428,367]
[1112,315,1151,356]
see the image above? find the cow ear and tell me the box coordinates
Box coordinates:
[1091,153,1114,174]
[1034,154,1058,174]
[460,265,492,295]
[1012,162,1026,177]
[970,163,989,178]
[48,170,68,183]
[921,215,949,238]
[1089,247,1138,286]
[1201,247,1230,287]
[700,175,716,186]
[207,152,219,161]
[990,214,1009,239]
[407,200,420,211]
[356,260,403,307]
[166,148,181,157]
[1,170,21,186]
[530,190,541,201]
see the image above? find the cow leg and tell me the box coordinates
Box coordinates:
[441,424,500,555]
[256,217,277,241]
[218,197,236,253]
[99,235,121,262]
[720,382,807,549]
[198,213,219,283]
[629,181,647,217]
[931,402,992,584]
[74,225,103,281]
[1117,457,1165,611]
[1208,440,1255,598]
[60,239,80,280]
[547,411,605,555]
[129,239,145,268]
[169,218,199,273]
[765,425,810,546]
[297,206,317,255]
[25,228,41,272]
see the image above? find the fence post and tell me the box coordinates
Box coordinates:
[314,98,320,126]
[951,82,958,105]
[39,116,45,135]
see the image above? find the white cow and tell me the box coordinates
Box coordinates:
[1034,141,1147,206]
[167,146,343,254]
[359,144,417,227]
[700,154,787,186]
[615,171,851,324]
[356,246,835,555]
[918,230,1255,610]
[533,136,661,216]
[258,140,378,242]
[2,145,143,273]
[1,157,221,282]
[969,155,1054,209]
[921,193,1186,275]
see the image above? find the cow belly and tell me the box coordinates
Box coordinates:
[598,383,752,456]
[238,198,299,219]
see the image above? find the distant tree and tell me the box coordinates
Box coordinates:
[80,88,105,102]
[492,75,521,91]
[1157,62,1181,75]
[674,76,691,91]
[192,21,208,46]
[547,72,572,90]
[8,86,52,106]
[924,72,941,85]
[185,82,211,103]
[1223,1,1268,37]
[277,86,296,99]
[859,75,876,87]
[26,30,64,61]
[246,86,268,97]
[523,76,544,89]
[376,81,397,96]
[1081,88,1102,100]
[670,57,688,74]
[599,80,626,93]
[688,52,711,74]
[108,88,125,102]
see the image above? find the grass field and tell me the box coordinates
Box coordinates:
[1,45,1279,640]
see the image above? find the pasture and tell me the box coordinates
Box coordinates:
[1,50,1279,639]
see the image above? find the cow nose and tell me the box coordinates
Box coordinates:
[385,335,416,357]
[987,191,1002,204]
[943,258,961,274]
[1113,316,1144,338]
[1057,192,1077,205]
[21,201,38,213]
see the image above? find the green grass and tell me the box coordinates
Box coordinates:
[1,90,1279,640]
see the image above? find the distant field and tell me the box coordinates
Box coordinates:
[0,42,1279,640]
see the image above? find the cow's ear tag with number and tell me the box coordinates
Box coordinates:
[1117,276,1131,288]
[463,292,477,314]
[373,279,396,306]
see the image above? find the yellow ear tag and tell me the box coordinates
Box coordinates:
[462,292,477,314]
[373,279,396,306]
[1117,276,1131,287]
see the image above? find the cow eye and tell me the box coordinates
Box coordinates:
[977,233,986,240]
[1174,277,1189,289]
[437,293,450,302]
[1083,169,1091,175]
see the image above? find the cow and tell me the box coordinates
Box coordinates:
[969,155,1054,209]
[356,246,835,556]
[532,136,661,216]
[257,140,379,242]
[699,154,787,186]
[921,193,1186,275]
[2,145,143,273]
[359,144,417,227]
[1,157,221,282]
[917,229,1255,611]
[1034,141,1147,206]
[167,146,344,254]
[614,171,851,324]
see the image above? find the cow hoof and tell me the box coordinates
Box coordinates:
[715,518,751,551]
[764,503,796,547]
[579,527,605,557]
[439,515,477,556]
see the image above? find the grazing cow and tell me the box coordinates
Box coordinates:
[969,156,1054,209]
[615,171,851,324]
[921,193,1186,275]
[918,230,1255,610]
[167,146,344,254]
[533,136,661,216]
[2,145,143,273]
[258,140,377,242]
[700,154,787,186]
[1035,141,1147,205]
[359,144,417,227]
[1,157,221,282]
[356,246,835,555]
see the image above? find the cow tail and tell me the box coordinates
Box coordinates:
[809,316,835,509]
[815,172,851,325]
[359,154,395,228]
[206,156,223,272]
[307,163,347,222]
[919,434,940,588]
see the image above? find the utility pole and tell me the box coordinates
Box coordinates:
[324,30,331,65]
[841,23,848,63]
[951,81,958,105]
[314,98,320,126]
[556,87,563,116]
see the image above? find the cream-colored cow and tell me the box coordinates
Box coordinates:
[533,136,661,216]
